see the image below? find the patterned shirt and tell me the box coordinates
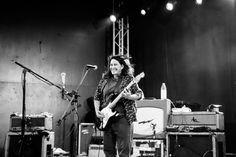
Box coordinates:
[94,75,144,124]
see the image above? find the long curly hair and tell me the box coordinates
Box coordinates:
[103,55,134,79]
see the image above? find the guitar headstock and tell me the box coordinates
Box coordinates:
[134,72,145,83]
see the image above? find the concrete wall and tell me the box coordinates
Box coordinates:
[0,21,106,155]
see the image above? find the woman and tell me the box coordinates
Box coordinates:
[94,55,144,157]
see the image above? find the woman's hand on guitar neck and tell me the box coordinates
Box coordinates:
[122,88,132,99]
[122,88,142,100]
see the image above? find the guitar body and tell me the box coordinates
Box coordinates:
[100,106,116,129]
[95,107,117,130]
[96,95,117,130]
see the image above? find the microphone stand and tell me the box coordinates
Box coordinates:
[151,123,156,139]
[14,60,93,157]
[57,66,92,157]
[13,61,64,157]
[73,67,91,157]
[18,69,26,157]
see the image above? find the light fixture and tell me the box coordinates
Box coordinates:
[109,0,117,22]
[165,1,177,11]
[140,9,146,15]
[196,0,203,5]
[110,14,117,22]
[166,2,174,11]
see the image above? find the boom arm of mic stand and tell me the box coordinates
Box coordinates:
[13,61,62,90]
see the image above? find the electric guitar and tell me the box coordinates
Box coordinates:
[97,72,145,130]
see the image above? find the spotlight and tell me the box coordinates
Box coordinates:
[196,0,203,5]
[166,2,174,11]
[140,9,146,15]
[109,14,117,22]
[166,1,177,11]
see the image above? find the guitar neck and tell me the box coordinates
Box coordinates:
[107,80,135,109]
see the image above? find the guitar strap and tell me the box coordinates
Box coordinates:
[113,77,123,95]
[99,77,122,105]
[103,78,122,96]
[100,79,107,94]
[111,78,124,116]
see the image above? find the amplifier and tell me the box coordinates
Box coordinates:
[10,113,53,131]
[78,123,95,156]
[5,131,54,157]
[168,111,224,131]
[166,132,226,157]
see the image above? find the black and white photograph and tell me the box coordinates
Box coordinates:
[0,0,235,157]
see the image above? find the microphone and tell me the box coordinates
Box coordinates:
[86,64,98,70]
[61,72,66,99]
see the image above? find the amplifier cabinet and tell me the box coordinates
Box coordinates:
[5,131,54,157]
[78,123,95,156]
[78,123,104,156]
[166,132,226,157]
[168,112,224,131]
[10,115,53,131]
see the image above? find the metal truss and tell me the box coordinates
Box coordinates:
[112,16,130,57]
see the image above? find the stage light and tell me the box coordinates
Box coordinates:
[166,2,174,11]
[140,9,146,15]
[196,0,203,5]
[110,0,116,22]
[109,14,117,22]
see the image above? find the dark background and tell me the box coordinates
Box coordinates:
[129,0,236,153]
[0,0,235,155]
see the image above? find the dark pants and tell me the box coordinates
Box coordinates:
[103,117,133,157]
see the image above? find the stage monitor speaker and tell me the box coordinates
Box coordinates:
[166,132,226,157]
[5,131,54,157]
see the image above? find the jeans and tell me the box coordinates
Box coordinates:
[103,117,133,157]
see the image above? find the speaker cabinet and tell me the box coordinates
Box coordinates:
[166,132,226,157]
[78,123,95,156]
[5,131,54,157]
